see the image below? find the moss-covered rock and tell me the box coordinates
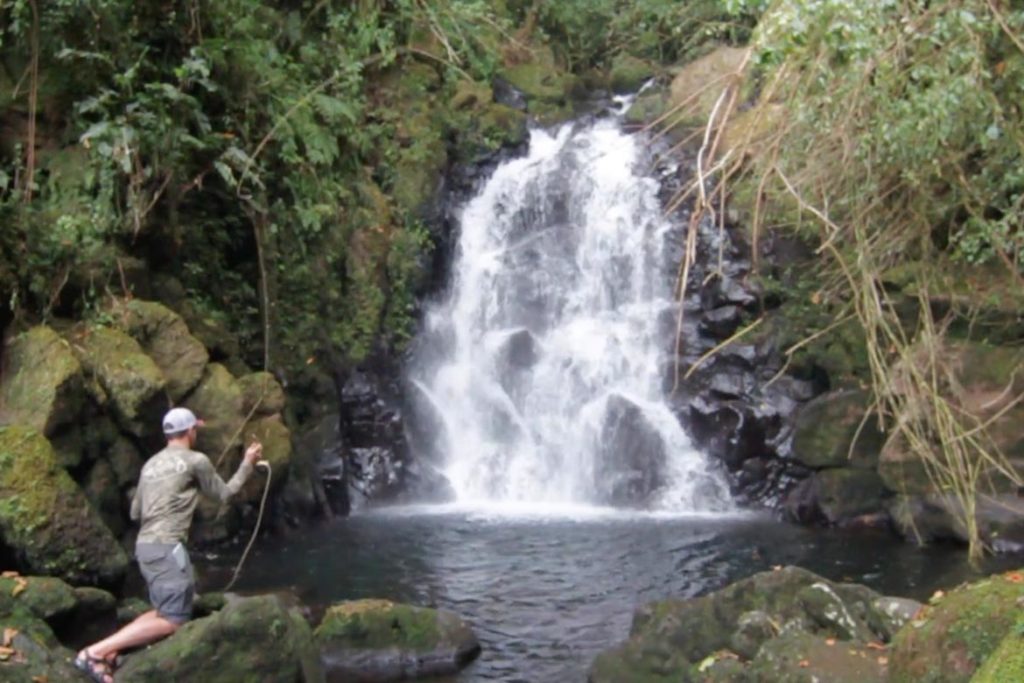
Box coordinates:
[0,607,81,683]
[239,414,291,502]
[970,628,1024,683]
[315,599,480,681]
[889,570,1024,682]
[609,54,656,94]
[107,434,145,489]
[0,575,77,624]
[747,631,887,682]
[498,45,578,124]
[0,326,83,437]
[184,363,245,463]
[237,371,286,417]
[791,389,883,470]
[117,594,323,682]
[0,426,129,586]
[665,46,748,131]
[589,566,911,683]
[787,469,889,526]
[70,325,167,438]
[109,298,209,402]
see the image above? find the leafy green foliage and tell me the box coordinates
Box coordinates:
[0,0,523,377]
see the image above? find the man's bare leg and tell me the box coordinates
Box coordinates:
[79,609,179,660]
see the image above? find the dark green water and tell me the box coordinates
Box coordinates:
[199,506,1019,682]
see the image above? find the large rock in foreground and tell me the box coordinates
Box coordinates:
[889,569,1024,683]
[118,594,323,682]
[589,566,918,683]
[315,599,480,682]
[0,426,129,586]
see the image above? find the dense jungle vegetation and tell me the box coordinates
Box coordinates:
[0,0,754,387]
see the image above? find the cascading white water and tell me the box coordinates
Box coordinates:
[411,119,731,512]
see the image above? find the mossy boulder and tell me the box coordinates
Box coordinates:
[889,570,1024,682]
[498,45,577,124]
[665,46,748,129]
[786,468,889,526]
[0,326,83,437]
[0,426,129,585]
[0,575,77,624]
[589,566,906,683]
[184,363,245,463]
[609,53,656,94]
[315,599,480,681]
[239,414,291,502]
[71,326,167,438]
[0,607,80,683]
[109,298,209,401]
[792,389,883,470]
[117,594,323,682]
[238,371,287,417]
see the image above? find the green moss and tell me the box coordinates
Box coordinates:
[0,576,77,623]
[0,426,128,585]
[108,298,209,402]
[792,390,883,470]
[609,54,656,94]
[237,371,286,416]
[184,363,245,462]
[971,628,1024,683]
[0,326,84,437]
[71,325,167,437]
[316,600,439,650]
[890,572,1024,683]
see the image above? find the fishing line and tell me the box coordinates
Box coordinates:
[222,460,272,592]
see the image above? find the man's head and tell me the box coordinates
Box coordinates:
[162,407,203,446]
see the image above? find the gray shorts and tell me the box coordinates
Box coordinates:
[136,542,195,624]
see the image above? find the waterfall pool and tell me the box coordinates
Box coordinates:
[199,507,1013,682]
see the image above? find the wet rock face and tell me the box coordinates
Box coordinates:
[595,394,668,506]
[301,362,454,515]
[660,186,823,507]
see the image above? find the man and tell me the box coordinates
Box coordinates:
[75,407,262,682]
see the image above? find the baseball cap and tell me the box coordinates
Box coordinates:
[162,407,204,434]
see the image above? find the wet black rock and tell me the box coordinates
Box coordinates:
[595,394,667,506]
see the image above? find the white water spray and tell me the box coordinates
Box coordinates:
[411,119,731,512]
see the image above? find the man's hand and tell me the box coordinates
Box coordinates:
[244,440,263,466]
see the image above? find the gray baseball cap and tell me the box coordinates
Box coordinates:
[162,407,204,434]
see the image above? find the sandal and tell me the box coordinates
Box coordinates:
[73,650,114,683]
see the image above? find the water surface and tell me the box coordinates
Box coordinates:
[203,507,1013,682]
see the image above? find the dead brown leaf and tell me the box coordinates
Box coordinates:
[1,628,16,647]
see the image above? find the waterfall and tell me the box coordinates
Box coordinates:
[410,119,732,512]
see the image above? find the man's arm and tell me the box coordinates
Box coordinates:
[193,442,262,503]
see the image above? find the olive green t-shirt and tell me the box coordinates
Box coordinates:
[130,443,253,545]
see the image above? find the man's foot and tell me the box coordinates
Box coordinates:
[73,650,114,683]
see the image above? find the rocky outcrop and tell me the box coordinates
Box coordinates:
[315,599,480,682]
[0,426,129,586]
[117,594,323,682]
[595,394,668,506]
[589,565,920,683]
